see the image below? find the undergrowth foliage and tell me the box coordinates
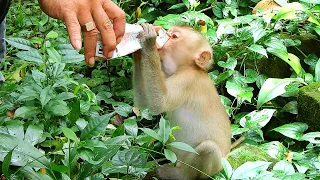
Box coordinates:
[0,0,320,179]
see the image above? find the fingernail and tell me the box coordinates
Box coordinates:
[74,40,82,50]
[107,52,113,59]
[116,37,123,44]
[89,57,95,66]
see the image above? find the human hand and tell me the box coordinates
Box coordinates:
[39,0,126,65]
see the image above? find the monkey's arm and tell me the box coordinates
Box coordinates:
[140,24,187,114]
[133,52,148,108]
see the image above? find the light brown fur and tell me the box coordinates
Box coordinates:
[133,24,231,180]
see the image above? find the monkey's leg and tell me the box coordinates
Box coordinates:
[181,140,223,180]
[156,164,185,180]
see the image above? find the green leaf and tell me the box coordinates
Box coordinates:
[47,47,61,63]
[232,161,271,179]
[6,120,24,139]
[5,38,37,51]
[141,128,161,141]
[2,147,15,178]
[217,57,237,70]
[168,142,198,154]
[80,112,115,140]
[265,38,289,62]
[55,92,76,101]
[240,109,276,128]
[62,54,85,64]
[46,31,59,39]
[51,63,65,78]
[315,59,320,82]
[250,24,267,43]
[287,53,305,77]
[282,101,298,114]
[18,87,39,101]
[61,127,78,141]
[159,117,171,144]
[215,70,233,84]
[273,122,308,140]
[68,99,80,125]
[221,158,233,179]
[168,3,185,10]
[113,103,132,117]
[40,86,53,108]
[248,44,268,58]
[301,132,320,144]
[257,78,302,108]
[32,70,47,87]
[24,125,43,146]
[164,149,177,163]
[14,106,40,119]
[124,119,138,136]
[275,2,304,20]
[273,160,295,175]
[45,100,70,116]
[16,51,43,64]
[112,148,147,167]
[0,133,51,168]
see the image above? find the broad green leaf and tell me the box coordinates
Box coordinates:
[55,92,76,101]
[45,100,70,116]
[257,78,302,108]
[287,53,305,77]
[240,109,276,128]
[159,117,171,144]
[61,127,78,141]
[168,142,198,154]
[68,99,80,125]
[282,101,297,114]
[248,44,268,58]
[250,26,266,43]
[231,124,249,136]
[46,31,59,39]
[221,158,233,179]
[164,149,177,163]
[62,54,85,64]
[14,106,40,119]
[113,103,132,117]
[47,47,61,63]
[124,119,138,136]
[141,128,161,141]
[215,70,233,84]
[217,57,237,70]
[16,51,43,64]
[168,3,185,10]
[112,148,147,167]
[5,38,36,51]
[6,120,24,139]
[315,59,320,82]
[265,38,288,61]
[80,112,115,140]
[275,2,304,20]
[242,69,258,83]
[32,70,47,87]
[2,148,15,178]
[24,125,43,146]
[313,26,320,36]
[301,132,320,144]
[40,86,53,108]
[273,122,308,140]
[0,133,51,168]
[273,160,295,175]
[51,63,65,78]
[17,87,39,101]
[232,161,271,179]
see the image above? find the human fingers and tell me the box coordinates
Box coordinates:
[92,4,116,59]
[79,10,98,66]
[63,10,82,50]
[102,1,126,44]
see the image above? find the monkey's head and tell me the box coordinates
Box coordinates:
[158,26,213,76]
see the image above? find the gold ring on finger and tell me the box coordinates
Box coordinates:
[81,21,96,32]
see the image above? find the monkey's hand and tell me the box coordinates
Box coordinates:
[140,23,157,50]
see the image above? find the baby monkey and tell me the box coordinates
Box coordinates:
[133,24,231,180]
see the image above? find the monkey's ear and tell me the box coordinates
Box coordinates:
[195,51,212,69]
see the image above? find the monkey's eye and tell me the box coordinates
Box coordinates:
[171,33,178,39]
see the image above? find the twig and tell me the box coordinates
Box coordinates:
[199,3,215,13]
